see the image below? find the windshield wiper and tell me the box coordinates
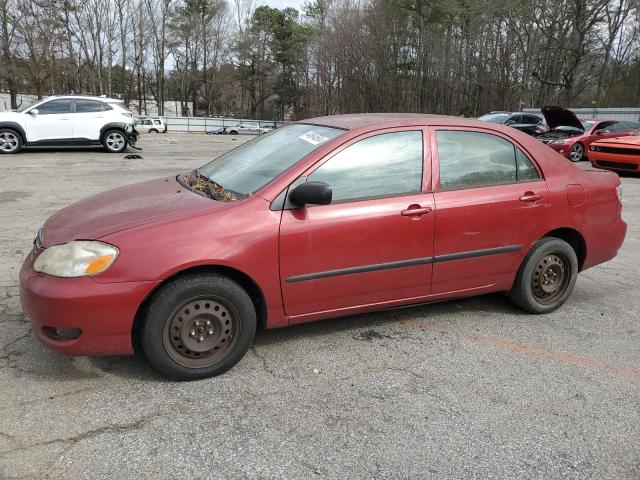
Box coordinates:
[184,170,245,202]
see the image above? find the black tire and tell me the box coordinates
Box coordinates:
[0,128,23,154]
[148,128,158,134]
[509,237,578,314]
[568,143,584,162]
[101,129,128,153]
[140,272,256,380]
[229,130,239,135]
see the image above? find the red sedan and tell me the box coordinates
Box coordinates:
[20,114,626,379]
[536,105,640,162]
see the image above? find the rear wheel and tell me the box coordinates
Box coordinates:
[568,143,584,162]
[102,129,128,153]
[140,272,256,380]
[509,237,578,314]
[0,129,23,154]
[148,128,158,134]
[229,130,239,135]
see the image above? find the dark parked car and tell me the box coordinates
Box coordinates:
[20,113,626,379]
[478,111,546,136]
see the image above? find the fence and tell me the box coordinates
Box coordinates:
[163,116,286,133]
[522,107,640,122]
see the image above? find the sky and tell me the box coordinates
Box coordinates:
[260,0,306,11]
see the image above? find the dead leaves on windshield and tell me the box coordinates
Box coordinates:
[183,174,240,202]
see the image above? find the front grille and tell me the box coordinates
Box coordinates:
[592,146,640,156]
[595,161,638,171]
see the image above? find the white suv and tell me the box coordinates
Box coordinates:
[134,116,166,134]
[0,95,137,154]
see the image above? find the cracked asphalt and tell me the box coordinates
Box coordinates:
[1,133,639,479]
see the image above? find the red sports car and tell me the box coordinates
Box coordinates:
[589,130,640,173]
[536,105,640,162]
[20,114,626,379]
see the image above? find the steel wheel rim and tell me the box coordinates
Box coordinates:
[569,144,583,161]
[0,132,18,152]
[163,296,239,368]
[531,253,570,304]
[106,132,125,150]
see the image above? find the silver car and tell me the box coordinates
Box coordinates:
[227,123,273,135]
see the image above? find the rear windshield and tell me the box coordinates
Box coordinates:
[478,113,510,123]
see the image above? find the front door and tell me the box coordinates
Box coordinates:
[279,129,435,321]
[429,127,549,294]
[25,99,74,141]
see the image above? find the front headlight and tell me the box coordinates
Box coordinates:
[34,241,119,277]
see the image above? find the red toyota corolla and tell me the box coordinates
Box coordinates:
[19,114,626,379]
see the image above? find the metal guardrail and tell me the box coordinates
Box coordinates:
[162,116,286,133]
[523,107,640,122]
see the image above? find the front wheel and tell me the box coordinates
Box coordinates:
[140,273,256,380]
[0,128,23,154]
[568,143,584,162]
[509,237,578,314]
[102,129,128,153]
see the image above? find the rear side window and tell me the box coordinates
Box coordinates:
[75,99,104,113]
[308,131,423,203]
[153,120,161,125]
[37,99,72,114]
[436,131,539,190]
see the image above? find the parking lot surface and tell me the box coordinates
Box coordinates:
[1,133,639,479]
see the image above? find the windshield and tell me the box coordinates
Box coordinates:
[196,124,343,197]
[478,113,510,123]
[581,121,594,131]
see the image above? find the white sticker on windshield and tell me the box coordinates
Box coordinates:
[299,131,329,145]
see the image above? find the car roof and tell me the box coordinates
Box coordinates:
[298,113,450,130]
[46,95,123,103]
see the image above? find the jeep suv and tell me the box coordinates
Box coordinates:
[0,95,137,154]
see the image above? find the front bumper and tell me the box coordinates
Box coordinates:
[589,150,639,172]
[19,250,156,356]
[544,142,569,157]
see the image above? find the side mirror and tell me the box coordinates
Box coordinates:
[29,109,39,115]
[289,181,332,207]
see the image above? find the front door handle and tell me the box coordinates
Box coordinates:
[520,192,543,202]
[401,205,433,216]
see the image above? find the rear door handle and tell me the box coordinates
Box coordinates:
[520,192,543,202]
[401,205,433,216]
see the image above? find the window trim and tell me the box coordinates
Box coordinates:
[298,126,430,206]
[35,98,73,115]
[72,98,106,114]
[429,126,544,193]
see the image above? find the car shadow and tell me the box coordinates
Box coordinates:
[10,293,526,382]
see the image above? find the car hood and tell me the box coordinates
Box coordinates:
[593,135,640,147]
[541,106,583,131]
[0,111,23,121]
[41,176,221,246]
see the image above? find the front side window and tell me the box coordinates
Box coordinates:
[307,131,423,203]
[436,130,538,191]
[197,124,343,196]
[37,99,72,115]
[75,99,104,113]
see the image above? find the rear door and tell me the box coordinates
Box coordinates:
[25,99,73,141]
[71,99,109,140]
[279,128,435,321]
[429,127,549,294]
